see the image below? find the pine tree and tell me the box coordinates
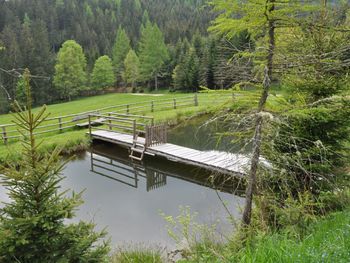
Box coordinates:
[91,55,115,90]
[15,75,26,106]
[53,40,87,101]
[173,48,199,92]
[0,69,110,262]
[112,26,131,83]
[123,49,140,92]
[138,20,169,90]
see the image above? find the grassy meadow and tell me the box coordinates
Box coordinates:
[0,92,234,162]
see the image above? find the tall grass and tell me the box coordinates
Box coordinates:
[178,208,350,262]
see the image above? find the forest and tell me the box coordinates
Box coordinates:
[0,0,229,113]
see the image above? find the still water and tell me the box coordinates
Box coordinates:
[1,116,245,247]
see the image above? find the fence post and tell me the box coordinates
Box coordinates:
[145,126,149,147]
[126,104,130,114]
[132,119,136,141]
[88,115,92,138]
[194,94,198,106]
[151,101,154,112]
[108,113,112,130]
[58,118,62,133]
[173,98,177,109]
[1,126,7,145]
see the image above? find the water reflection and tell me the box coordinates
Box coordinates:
[90,143,244,196]
[90,151,167,192]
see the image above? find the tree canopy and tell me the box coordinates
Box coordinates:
[138,20,169,90]
[123,49,140,91]
[53,40,87,100]
[91,55,115,90]
[112,26,131,82]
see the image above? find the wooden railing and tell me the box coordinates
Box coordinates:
[88,113,167,148]
[88,113,152,140]
[145,124,167,147]
[0,95,200,144]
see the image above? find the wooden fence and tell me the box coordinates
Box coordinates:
[0,95,199,144]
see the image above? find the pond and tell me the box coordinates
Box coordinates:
[0,115,246,248]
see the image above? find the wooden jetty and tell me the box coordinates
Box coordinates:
[87,113,250,178]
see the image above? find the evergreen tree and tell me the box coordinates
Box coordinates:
[0,69,110,262]
[200,37,218,89]
[15,75,26,106]
[53,40,87,100]
[91,55,115,90]
[123,49,140,92]
[138,20,169,90]
[173,48,199,92]
[112,26,131,83]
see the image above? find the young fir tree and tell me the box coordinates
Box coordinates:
[138,20,169,90]
[0,69,110,262]
[123,49,140,92]
[91,55,115,90]
[53,40,87,101]
[112,26,131,84]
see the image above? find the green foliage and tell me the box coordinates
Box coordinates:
[15,76,26,106]
[209,0,316,38]
[138,20,169,88]
[0,69,109,262]
[259,7,350,227]
[91,55,115,90]
[53,40,87,100]
[111,246,163,263]
[209,0,317,82]
[280,5,350,100]
[178,208,350,262]
[160,206,218,259]
[266,98,350,194]
[173,49,200,92]
[123,49,140,91]
[112,26,131,80]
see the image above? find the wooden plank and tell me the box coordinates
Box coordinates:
[151,144,187,152]
[162,147,199,156]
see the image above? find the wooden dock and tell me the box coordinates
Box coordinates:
[90,129,249,178]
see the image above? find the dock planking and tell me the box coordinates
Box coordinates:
[89,130,249,177]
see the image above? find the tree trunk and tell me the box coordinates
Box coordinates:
[155,75,158,91]
[241,0,275,227]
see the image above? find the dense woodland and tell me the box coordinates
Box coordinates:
[0,0,234,113]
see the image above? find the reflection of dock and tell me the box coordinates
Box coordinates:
[91,151,167,192]
[87,113,249,178]
[90,146,240,194]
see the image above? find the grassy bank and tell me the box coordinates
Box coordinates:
[114,208,349,262]
[0,92,232,163]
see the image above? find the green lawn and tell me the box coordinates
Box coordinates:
[0,93,213,124]
[0,92,234,162]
